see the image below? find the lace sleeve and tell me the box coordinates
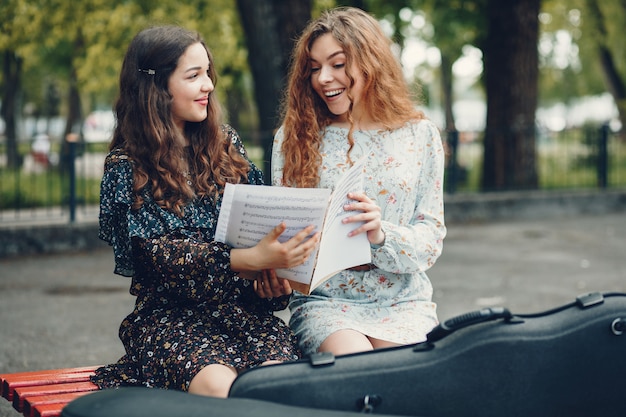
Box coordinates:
[132,234,291,310]
[132,234,244,303]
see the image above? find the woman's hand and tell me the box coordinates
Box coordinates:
[342,192,385,245]
[230,222,320,272]
[254,269,293,298]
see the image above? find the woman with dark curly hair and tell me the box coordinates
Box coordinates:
[92,25,319,398]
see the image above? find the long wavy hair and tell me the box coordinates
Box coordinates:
[110,25,250,216]
[279,7,425,187]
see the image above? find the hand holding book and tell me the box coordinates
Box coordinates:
[216,156,371,294]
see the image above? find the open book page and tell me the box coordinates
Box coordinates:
[216,184,330,284]
[215,155,371,293]
[310,156,372,289]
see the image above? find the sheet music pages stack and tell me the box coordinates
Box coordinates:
[215,157,371,294]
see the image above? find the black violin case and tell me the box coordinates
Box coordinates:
[228,291,626,417]
[61,387,407,417]
[63,292,625,417]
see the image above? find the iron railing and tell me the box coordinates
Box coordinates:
[1,124,625,224]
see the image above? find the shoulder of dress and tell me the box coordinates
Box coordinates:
[223,124,249,159]
[221,124,238,141]
[405,118,442,140]
[105,148,131,165]
[407,118,437,129]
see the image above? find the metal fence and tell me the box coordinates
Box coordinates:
[1,125,625,224]
[0,141,103,224]
[444,124,625,194]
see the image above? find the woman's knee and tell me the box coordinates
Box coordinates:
[188,364,237,398]
[369,336,401,350]
[318,329,374,355]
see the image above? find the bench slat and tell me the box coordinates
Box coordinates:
[6,374,94,403]
[13,382,98,412]
[32,402,67,417]
[2,368,97,401]
[24,391,94,417]
[0,366,101,417]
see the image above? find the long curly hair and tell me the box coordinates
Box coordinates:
[279,7,425,187]
[110,25,250,216]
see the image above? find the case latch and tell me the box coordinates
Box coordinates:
[576,292,605,308]
[309,351,335,367]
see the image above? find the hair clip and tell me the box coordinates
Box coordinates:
[138,68,156,75]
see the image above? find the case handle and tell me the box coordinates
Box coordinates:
[426,307,512,343]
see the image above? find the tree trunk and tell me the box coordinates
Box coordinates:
[481,0,540,191]
[236,0,312,181]
[584,0,626,140]
[440,53,456,132]
[60,66,82,175]
[1,51,22,169]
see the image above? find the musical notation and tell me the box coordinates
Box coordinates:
[215,155,371,293]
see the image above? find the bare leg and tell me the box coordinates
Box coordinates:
[318,329,374,355]
[368,336,402,350]
[319,330,402,355]
[188,363,237,398]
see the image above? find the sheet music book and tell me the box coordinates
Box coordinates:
[215,157,371,294]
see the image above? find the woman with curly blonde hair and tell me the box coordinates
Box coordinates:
[273,7,447,356]
[92,25,319,398]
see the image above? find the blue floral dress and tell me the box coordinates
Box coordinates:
[91,125,300,391]
[272,120,446,356]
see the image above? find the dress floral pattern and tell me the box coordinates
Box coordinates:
[91,125,300,392]
[272,119,446,356]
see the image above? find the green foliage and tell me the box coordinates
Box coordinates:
[0,169,101,209]
[539,0,626,104]
[3,0,626,156]
[2,0,251,122]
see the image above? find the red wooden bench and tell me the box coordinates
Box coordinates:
[0,366,100,417]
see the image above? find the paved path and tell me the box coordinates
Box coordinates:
[1,212,625,416]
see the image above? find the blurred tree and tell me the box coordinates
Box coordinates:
[236,0,313,179]
[0,50,22,169]
[418,0,485,132]
[38,0,108,171]
[481,0,540,191]
[4,0,622,190]
[581,0,626,135]
[538,1,624,123]
[538,1,598,104]
[368,0,546,190]
[42,83,60,134]
[0,0,41,168]
[78,0,247,112]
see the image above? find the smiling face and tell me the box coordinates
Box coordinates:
[309,33,366,125]
[168,42,214,132]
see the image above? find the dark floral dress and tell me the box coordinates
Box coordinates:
[91,125,300,392]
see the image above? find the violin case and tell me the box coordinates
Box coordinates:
[229,291,626,417]
[62,386,405,417]
[63,292,625,417]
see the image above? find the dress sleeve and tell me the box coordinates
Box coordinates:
[133,235,290,309]
[370,120,447,274]
[270,126,286,186]
[98,151,135,277]
[132,234,244,302]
